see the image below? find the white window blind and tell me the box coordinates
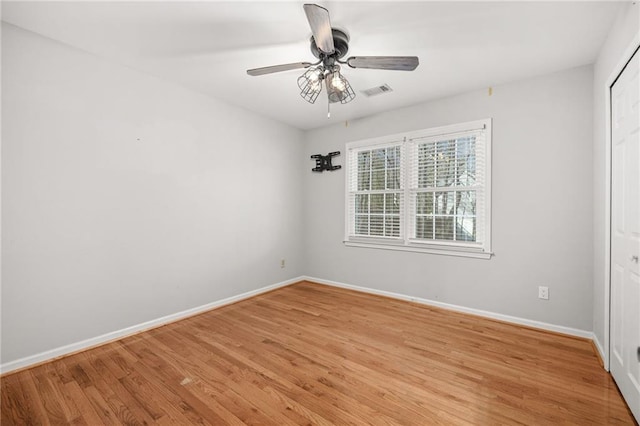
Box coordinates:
[347,141,404,240]
[408,128,487,246]
[345,119,492,258]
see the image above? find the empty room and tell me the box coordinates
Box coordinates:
[1,1,639,424]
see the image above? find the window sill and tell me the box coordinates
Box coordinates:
[343,240,493,259]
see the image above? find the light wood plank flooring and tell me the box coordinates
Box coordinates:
[1,281,636,425]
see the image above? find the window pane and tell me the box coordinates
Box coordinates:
[355,215,369,235]
[385,193,400,214]
[385,216,400,237]
[436,140,456,187]
[371,169,386,190]
[434,216,454,240]
[387,146,401,190]
[358,151,370,167]
[357,151,371,190]
[387,167,400,190]
[456,191,476,216]
[416,192,433,215]
[372,149,386,168]
[456,136,476,186]
[388,146,401,166]
[370,194,384,214]
[435,191,455,215]
[456,216,476,242]
[358,171,370,191]
[371,149,386,190]
[370,215,384,236]
[355,194,368,214]
[418,144,435,188]
[415,215,434,239]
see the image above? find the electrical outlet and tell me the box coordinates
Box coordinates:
[538,286,549,300]
[280,259,286,269]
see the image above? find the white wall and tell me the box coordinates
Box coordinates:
[303,66,594,332]
[1,23,304,364]
[592,3,639,353]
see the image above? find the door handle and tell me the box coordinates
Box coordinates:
[631,255,639,263]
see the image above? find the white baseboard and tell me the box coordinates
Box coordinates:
[0,276,304,375]
[2,275,597,375]
[302,276,593,340]
[592,333,608,371]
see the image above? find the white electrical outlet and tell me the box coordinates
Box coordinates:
[538,286,549,300]
[280,259,286,269]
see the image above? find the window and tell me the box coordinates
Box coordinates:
[352,144,403,238]
[345,119,492,259]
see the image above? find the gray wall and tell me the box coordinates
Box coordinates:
[1,24,304,364]
[592,3,639,351]
[303,66,594,332]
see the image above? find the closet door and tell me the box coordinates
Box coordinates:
[610,46,640,423]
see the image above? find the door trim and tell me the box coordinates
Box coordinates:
[604,32,640,371]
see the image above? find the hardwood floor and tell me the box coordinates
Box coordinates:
[1,281,636,425]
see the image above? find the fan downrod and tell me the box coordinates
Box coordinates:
[310,29,350,60]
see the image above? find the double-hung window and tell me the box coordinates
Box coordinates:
[345,119,492,259]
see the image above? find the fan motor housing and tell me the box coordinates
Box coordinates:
[310,29,350,59]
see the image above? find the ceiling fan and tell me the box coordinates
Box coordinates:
[246,3,419,110]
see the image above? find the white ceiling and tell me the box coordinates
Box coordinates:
[2,1,623,130]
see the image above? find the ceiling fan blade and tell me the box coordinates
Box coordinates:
[347,56,420,71]
[247,62,312,76]
[303,4,335,55]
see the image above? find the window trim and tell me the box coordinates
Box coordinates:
[344,119,492,259]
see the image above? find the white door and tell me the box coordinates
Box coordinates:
[611,46,640,423]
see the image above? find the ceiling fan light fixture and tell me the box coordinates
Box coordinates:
[247,4,418,113]
[298,67,324,104]
[326,68,355,104]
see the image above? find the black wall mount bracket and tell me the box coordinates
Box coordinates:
[311,151,341,172]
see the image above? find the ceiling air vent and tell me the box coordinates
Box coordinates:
[361,84,393,97]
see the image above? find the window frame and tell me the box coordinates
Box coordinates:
[344,119,492,259]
